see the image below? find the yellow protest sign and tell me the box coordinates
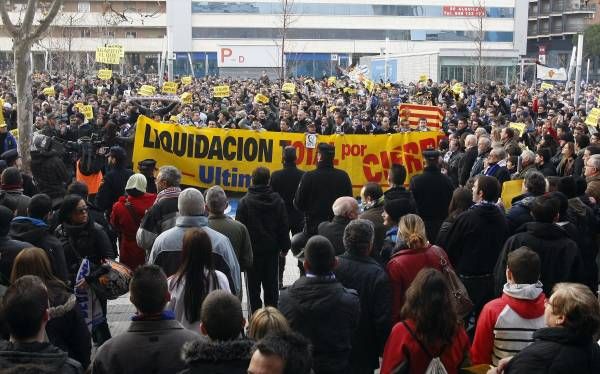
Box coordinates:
[43,87,55,97]
[162,82,178,94]
[501,179,524,210]
[180,92,192,104]
[452,83,462,95]
[138,85,156,96]
[133,115,444,195]
[181,76,193,86]
[327,76,337,85]
[81,105,94,120]
[254,94,270,104]
[343,87,357,94]
[97,69,112,80]
[364,79,375,93]
[95,46,122,65]
[0,99,4,124]
[282,83,296,94]
[585,108,600,127]
[419,74,428,82]
[509,122,526,137]
[106,44,125,58]
[540,82,554,91]
[213,85,230,98]
[9,128,18,140]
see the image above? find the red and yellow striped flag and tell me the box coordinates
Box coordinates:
[398,103,444,130]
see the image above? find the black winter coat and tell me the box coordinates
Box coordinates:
[333,253,392,372]
[440,204,509,276]
[279,276,360,374]
[31,150,70,200]
[505,328,600,374]
[294,160,353,234]
[383,186,417,212]
[537,162,557,177]
[10,217,69,282]
[270,163,305,232]
[494,222,584,296]
[0,236,31,284]
[409,166,454,241]
[459,147,478,186]
[236,185,290,257]
[318,216,351,255]
[506,194,536,234]
[179,338,254,374]
[95,166,133,213]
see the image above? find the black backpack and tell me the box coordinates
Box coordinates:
[78,141,104,176]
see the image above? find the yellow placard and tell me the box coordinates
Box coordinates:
[343,87,357,94]
[133,116,444,195]
[585,108,600,127]
[501,179,524,210]
[97,69,112,80]
[328,76,337,85]
[364,79,375,93]
[180,92,192,104]
[213,85,230,98]
[43,87,55,97]
[81,105,94,120]
[169,116,179,122]
[509,122,526,137]
[106,44,125,58]
[419,74,428,82]
[282,83,296,94]
[162,82,178,94]
[9,128,18,140]
[95,46,122,65]
[540,82,554,91]
[452,83,462,95]
[181,76,193,86]
[139,85,156,96]
[0,99,4,124]
[254,94,270,104]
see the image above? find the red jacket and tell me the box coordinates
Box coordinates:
[471,286,546,365]
[381,319,469,374]
[386,245,448,323]
[110,193,156,269]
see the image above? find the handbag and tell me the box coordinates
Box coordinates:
[86,259,133,300]
[432,246,474,319]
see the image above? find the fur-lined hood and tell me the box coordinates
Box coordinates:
[181,337,254,364]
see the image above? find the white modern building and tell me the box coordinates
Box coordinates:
[0,0,528,81]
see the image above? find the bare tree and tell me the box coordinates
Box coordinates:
[278,0,296,81]
[466,0,487,90]
[0,0,63,172]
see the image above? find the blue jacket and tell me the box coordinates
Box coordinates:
[1,131,17,154]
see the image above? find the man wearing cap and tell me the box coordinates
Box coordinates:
[292,143,353,260]
[1,148,37,197]
[0,121,16,156]
[96,146,133,216]
[409,149,454,241]
[138,159,157,194]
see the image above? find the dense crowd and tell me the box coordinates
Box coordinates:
[0,70,599,373]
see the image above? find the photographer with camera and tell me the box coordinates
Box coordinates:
[30,134,70,203]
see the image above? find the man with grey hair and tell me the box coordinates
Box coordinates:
[149,188,241,296]
[333,219,391,373]
[470,136,492,177]
[317,196,359,255]
[584,154,600,203]
[483,147,511,184]
[512,149,536,180]
[137,165,182,252]
[206,185,253,273]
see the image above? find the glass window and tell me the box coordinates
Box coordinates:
[78,2,91,13]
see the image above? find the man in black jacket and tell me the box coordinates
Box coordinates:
[30,134,70,203]
[10,194,69,282]
[318,196,359,255]
[535,147,557,176]
[279,235,360,374]
[236,167,290,313]
[292,143,353,257]
[333,219,391,374]
[383,163,417,213]
[270,146,305,285]
[95,146,133,215]
[409,149,454,242]
[483,147,511,185]
[494,194,584,296]
[459,134,478,186]
[440,175,509,320]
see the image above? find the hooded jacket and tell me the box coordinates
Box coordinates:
[506,194,537,234]
[0,341,82,374]
[179,337,254,374]
[471,283,546,365]
[236,185,290,257]
[278,275,360,374]
[10,217,69,282]
[494,222,584,296]
[30,150,70,200]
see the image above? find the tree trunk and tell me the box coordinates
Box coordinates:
[14,43,34,174]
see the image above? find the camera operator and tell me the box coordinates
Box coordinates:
[30,134,70,203]
[95,146,133,216]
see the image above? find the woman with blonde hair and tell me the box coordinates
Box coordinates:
[247,306,290,340]
[386,214,453,323]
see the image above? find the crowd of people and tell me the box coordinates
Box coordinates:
[0,69,599,373]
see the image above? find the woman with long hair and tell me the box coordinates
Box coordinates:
[381,268,470,374]
[10,247,92,369]
[167,228,230,332]
[557,141,575,176]
[386,214,453,323]
[436,187,473,245]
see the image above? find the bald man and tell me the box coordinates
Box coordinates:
[317,196,359,255]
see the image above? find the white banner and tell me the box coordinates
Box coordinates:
[217,45,281,68]
[536,64,567,81]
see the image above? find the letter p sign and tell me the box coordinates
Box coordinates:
[220,48,232,63]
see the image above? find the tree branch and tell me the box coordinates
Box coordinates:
[22,0,38,35]
[0,0,19,37]
[28,0,63,41]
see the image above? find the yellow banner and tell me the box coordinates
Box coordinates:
[328,76,337,85]
[343,87,357,94]
[81,105,94,120]
[282,82,296,94]
[0,99,4,124]
[180,92,192,104]
[97,69,112,80]
[501,179,524,210]
[95,46,122,65]
[213,85,230,98]
[132,116,444,194]
[106,44,125,58]
[9,128,18,140]
[162,82,178,94]
[452,83,463,95]
[181,76,193,86]
[43,87,55,97]
[139,85,156,96]
[509,122,526,137]
[419,74,428,82]
[540,82,554,91]
[364,79,375,93]
[254,94,270,104]
[586,108,600,127]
